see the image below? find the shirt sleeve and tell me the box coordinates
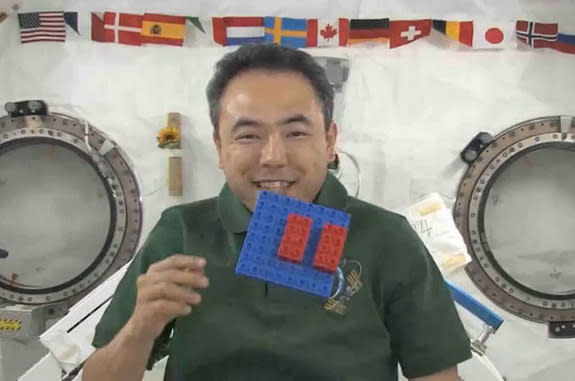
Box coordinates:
[381,216,472,379]
[91,207,184,370]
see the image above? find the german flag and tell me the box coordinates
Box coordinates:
[349,18,389,45]
[432,20,472,46]
[141,13,186,46]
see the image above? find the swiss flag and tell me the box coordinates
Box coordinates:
[307,19,349,47]
[91,12,143,46]
[389,20,432,48]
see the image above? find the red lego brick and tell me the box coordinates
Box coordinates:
[278,214,312,263]
[313,224,347,273]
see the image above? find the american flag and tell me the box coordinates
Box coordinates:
[18,12,66,43]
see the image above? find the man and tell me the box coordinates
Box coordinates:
[84,44,471,381]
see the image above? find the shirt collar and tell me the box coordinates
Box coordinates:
[217,173,349,233]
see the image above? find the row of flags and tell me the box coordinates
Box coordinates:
[10,11,575,54]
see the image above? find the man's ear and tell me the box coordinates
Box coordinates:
[213,130,223,169]
[326,121,338,163]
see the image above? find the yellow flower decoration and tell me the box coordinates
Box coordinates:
[157,126,180,148]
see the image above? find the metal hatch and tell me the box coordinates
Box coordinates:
[455,116,575,338]
[0,100,142,312]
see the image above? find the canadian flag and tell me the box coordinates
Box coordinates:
[91,12,143,46]
[307,19,349,47]
[472,21,516,49]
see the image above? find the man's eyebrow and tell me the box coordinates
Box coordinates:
[231,117,262,132]
[278,114,312,126]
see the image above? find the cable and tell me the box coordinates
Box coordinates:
[471,346,506,381]
[330,148,361,197]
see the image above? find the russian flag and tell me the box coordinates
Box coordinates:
[555,33,575,54]
[212,17,264,46]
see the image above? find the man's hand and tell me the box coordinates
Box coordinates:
[410,366,459,381]
[127,254,209,341]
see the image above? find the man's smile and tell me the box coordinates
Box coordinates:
[252,180,296,192]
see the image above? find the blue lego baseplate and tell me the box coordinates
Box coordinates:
[235,190,351,298]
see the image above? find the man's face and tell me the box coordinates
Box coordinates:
[214,69,337,210]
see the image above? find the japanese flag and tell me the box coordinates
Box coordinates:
[472,21,516,49]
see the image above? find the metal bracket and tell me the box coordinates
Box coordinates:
[4,100,48,117]
[460,132,494,165]
[548,321,575,338]
[314,57,349,91]
[560,115,573,140]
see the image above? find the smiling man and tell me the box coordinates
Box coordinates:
[84,44,471,381]
[213,68,336,209]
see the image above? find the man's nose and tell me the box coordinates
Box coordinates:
[260,133,288,167]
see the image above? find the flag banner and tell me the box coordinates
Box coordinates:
[390,19,431,48]
[516,20,558,49]
[92,12,143,46]
[554,32,575,54]
[432,20,472,46]
[471,21,516,49]
[64,12,78,34]
[349,18,389,45]
[213,17,264,46]
[264,17,307,48]
[141,13,186,46]
[187,17,204,33]
[183,17,215,46]
[18,11,66,43]
[307,18,349,47]
[9,12,575,56]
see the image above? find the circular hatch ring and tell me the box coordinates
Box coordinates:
[455,116,575,324]
[0,105,143,306]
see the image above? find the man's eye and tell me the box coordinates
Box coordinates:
[288,131,308,138]
[236,134,259,141]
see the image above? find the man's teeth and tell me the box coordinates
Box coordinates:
[257,181,291,189]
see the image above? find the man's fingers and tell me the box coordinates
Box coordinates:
[149,300,193,318]
[141,282,203,305]
[143,269,209,289]
[148,255,206,273]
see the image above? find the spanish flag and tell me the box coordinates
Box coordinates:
[141,13,186,46]
[432,20,473,47]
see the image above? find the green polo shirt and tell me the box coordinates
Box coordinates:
[92,174,471,380]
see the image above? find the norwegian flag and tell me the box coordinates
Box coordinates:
[18,12,66,43]
[91,12,143,46]
[307,19,349,47]
[516,20,558,48]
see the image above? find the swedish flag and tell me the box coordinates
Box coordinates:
[264,17,308,48]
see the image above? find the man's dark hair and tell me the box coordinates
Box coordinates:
[206,44,334,131]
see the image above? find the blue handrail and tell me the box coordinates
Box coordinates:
[445,279,504,331]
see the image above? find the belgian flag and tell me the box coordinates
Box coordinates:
[432,20,473,46]
[141,13,186,46]
[349,18,389,45]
